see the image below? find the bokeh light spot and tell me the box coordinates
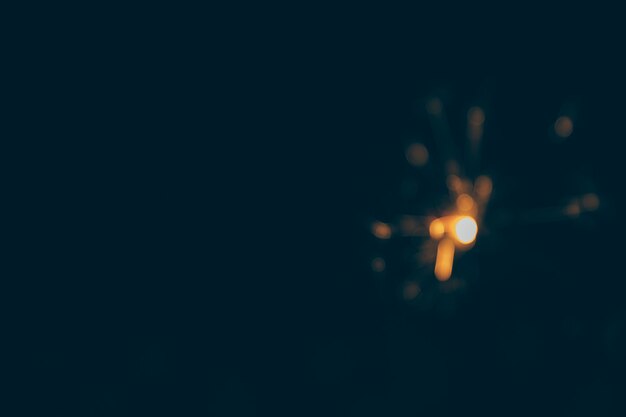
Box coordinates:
[371,257,386,272]
[555,116,573,138]
[565,200,581,217]
[474,175,493,199]
[581,193,600,211]
[371,221,392,239]
[468,106,485,125]
[456,193,475,212]
[403,282,421,300]
[429,218,445,239]
[447,175,463,194]
[406,143,429,167]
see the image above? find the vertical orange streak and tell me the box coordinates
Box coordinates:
[434,238,455,281]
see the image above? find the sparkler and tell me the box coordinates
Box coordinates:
[369,94,601,305]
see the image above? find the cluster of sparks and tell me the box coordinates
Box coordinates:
[369,95,601,298]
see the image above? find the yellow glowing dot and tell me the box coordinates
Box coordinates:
[429,218,445,239]
[474,175,493,199]
[456,193,475,212]
[371,257,386,272]
[434,238,455,281]
[468,107,485,125]
[452,216,478,245]
[406,143,429,167]
[371,221,392,239]
[555,116,573,138]
[581,193,600,211]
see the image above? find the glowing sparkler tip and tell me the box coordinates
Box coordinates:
[452,216,478,245]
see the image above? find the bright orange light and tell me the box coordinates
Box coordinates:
[456,193,475,212]
[406,143,429,167]
[434,238,455,281]
[371,221,392,239]
[429,218,445,239]
[555,116,573,138]
[452,216,478,245]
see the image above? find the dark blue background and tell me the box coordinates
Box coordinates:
[11,6,626,416]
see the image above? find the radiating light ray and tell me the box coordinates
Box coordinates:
[467,106,485,176]
[426,97,459,177]
[474,175,493,220]
[512,193,602,224]
[467,107,485,137]
[396,215,431,237]
[434,238,455,281]
[456,193,475,213]
[474,175,493,201]
[446,174,471,200]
